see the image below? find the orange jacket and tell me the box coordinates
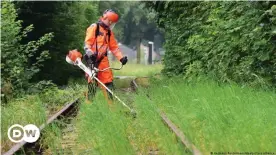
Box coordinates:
[84,23,123,61]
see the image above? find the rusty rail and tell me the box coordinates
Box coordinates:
[132,78,202,155]
[3,98,79,155]
[160,112,202,155]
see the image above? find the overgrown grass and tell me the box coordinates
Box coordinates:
[0,84,85,153]
[72,91,187,154]
[140,77,276,153]
[38,84,85,115]
[111,61,162,77]
[41,123,63,154]
[128,91,187,154]
[1,62,161,154]
[1,95,47,152]
[5,63,274,154]
[72,94,135,154]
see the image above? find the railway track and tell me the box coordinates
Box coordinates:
[3,99,80,155]
[131,77,202,155]
[3,76,202,155]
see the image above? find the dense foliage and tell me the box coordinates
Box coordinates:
[1,1,53,99]
[3,1,274,101]
[1,1,99,100]
[14,1,99,85]
[148,1,276,87]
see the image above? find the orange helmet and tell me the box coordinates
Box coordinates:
[102,9,119,23]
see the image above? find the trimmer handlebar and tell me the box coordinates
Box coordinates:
[94,64,123,72]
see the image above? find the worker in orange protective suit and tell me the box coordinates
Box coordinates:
[83,9,128,102]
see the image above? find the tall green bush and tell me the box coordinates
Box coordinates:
[149,1,276,87]
[1,1,53,99]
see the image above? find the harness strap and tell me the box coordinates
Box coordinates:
[94,22,110,68]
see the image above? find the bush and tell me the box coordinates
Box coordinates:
[149,1,276,87]
[1,1,53,100]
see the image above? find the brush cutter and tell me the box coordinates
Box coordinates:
[66,50,135,114]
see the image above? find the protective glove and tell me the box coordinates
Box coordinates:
[84,51,97,65]
[120,56,128,65]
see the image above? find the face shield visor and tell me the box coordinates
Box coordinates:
[104,10,119,30]
[109,23,116,30]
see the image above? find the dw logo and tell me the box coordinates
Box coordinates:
[7,124,40,143]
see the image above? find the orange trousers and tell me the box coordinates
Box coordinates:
[86,56,114,104]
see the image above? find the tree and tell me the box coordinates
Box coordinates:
[99,1,164,49]
[1,1,53,99]
[14,1,99,85]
